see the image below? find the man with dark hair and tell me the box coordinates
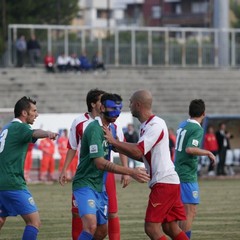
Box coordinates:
[71,92,149,240]
[174,99,216,239]
[59,89,131,240]
[0,96,58,240]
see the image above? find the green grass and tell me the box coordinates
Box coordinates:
[1,179,240,240]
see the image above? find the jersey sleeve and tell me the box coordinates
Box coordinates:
[20,123,34,143]
[68,118,78,150]
[186,127,204,148]
[138,121,164,155]
[87,125,104,159]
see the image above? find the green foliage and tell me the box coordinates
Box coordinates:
[230,0,240,28]
[0,0,79,55]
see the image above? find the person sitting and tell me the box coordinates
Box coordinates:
[79,52,92,71]
[92,51,106,71]
[44,52,55,73]
[57,53,69,72]
[69,53,81,72]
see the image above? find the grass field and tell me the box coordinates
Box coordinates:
[1,178,240,240]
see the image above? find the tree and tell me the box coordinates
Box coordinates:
[230,0,240,28]
[0,0,79,55]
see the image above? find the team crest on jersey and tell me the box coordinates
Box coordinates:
[88,199,96,208]
[192,191,198,199]
[192,139,199,147]
[28,197,35,206]
[90,144,98,153]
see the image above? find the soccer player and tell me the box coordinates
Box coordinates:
[71,92,150,240]
[103,90,189,240]
[174,99,216,239]
[59,89,130,240]
[0,96,58,240]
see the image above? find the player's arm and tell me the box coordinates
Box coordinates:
[94,157,150,183]
[33,129,58,140]
[59,148,77,186]
[186,147,216,165]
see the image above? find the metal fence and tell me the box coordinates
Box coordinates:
[8,24,240,68]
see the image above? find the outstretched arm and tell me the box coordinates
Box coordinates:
[33,129,58,140]
[119,153,131,188]
[94,157,150,183]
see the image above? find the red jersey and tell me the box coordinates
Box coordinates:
[203,133,218,152]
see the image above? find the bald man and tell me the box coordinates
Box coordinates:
[104,90,189,240]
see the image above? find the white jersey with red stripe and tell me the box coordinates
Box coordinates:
[68,112,124,163]
[137,115,179,188]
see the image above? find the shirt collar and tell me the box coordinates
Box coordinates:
[11,118,22,123]
[187,118,201,127]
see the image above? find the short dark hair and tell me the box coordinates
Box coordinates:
[86,89,105,112]
[101,93,122,105]
[14,96,36,117]
[189,99,205,118]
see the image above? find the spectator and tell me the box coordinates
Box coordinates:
[16,35,27,67]
[92,51,106,71]
[203,125,218,176]
[124,123,141,168]
[44,52,55,73]
[24,143,35,182]
[216,122,232,176]
[69,53,81,72]
[79,51,92,71]
[57,53,69,72]
[38,138,55,182]
[58,129,69,178]
[27,34,41,67]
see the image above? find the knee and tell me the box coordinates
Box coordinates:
[0,217,6,229]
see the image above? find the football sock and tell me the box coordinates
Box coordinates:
[22,225,38,240]
[185,230,192,239]
[72,216,83,240]
[108,216,120,240]
[157,236,167,240]
[174,231,189,240]
[78,230,93,240]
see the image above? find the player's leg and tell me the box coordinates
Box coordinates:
[21,212,41,240]
[49,156,55,181]
[178,204,197,239]
[40,155,48,181]
[72,194,83,240]
[0,217,7,230]
[73,187,101,239]
[179,183,199,239]
[106,172,120,240]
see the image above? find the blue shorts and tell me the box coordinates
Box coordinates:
[0,189,38,217]
[73,187,108,225]
[180,182,200,204]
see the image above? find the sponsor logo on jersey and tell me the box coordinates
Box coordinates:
[192,191,198,199]
[28,197,35,206]
[90,144,98,153]
[192,139,199,147]
[88,199,96,208]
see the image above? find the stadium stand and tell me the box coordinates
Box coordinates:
[1,67,240,115]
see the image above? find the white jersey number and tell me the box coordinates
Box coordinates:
[175,128,187,152]
[0,129,8,153]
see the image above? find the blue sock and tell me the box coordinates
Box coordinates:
[22,225,39,240]
[78,230,93,240]
[185,231,191,239]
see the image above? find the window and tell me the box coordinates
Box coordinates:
[191,2,208,13]
[152,6,161,19]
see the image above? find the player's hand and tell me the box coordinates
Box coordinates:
[59,171,68,186]
[121,174,131,188]
[103,126,115,144]
[208,151,216,166]
[131,167,150,183]
[47,131,59,140]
